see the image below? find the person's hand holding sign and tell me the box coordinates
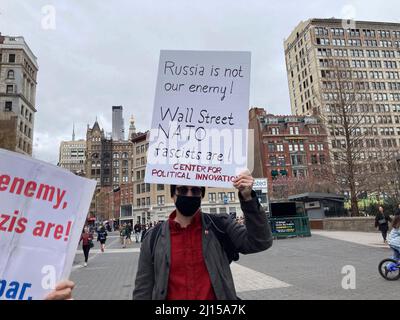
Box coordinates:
[233,169,254,201]
[44,280,75,300]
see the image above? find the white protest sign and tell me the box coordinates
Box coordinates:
[145,50,251,188]
[0,149,96,300]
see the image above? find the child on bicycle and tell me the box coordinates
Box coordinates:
[388,215,400,261]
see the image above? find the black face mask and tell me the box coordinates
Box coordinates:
[175,195,201,217]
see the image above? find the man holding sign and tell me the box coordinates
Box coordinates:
[132,50,272,300]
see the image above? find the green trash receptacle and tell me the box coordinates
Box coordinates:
[268,201,311,239]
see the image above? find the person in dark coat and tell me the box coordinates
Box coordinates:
[375,206,392,243]
[97,225,108,252]
[394,204,400,216]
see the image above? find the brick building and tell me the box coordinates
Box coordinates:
[249,107,330,187]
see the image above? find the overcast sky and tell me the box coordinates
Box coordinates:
[1,0,400,164]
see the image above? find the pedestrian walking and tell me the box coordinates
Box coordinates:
[120,224,127,248]
[126,223,133,245]
[134,223,142,243]
[97,225,108,252]
[375,206,392,244]
[79,226,93,267]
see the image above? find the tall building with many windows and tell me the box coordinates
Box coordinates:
[85,120,134,219]
[0,34,38,155]
[284,19,400,169]
[59,140,86,174]
[112,105,125,141]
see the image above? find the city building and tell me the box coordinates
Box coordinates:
[284,19,400,195]
[284,19,400,165]
[249,107,330,194]
[58,126,86,174]
[112,105,125,141]
[0,34,38,155]
[85,119,134,219]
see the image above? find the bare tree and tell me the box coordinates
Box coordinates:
[270,169,338,201]
[314,64,378,216]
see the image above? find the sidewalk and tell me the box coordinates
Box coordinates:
[312,230,389,249]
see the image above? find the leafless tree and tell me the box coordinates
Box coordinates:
[314,64,379,216]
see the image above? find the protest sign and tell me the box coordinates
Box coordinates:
[0,149,96,300]
[145,50,251,188]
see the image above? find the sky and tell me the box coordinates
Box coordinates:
[1,0,400,164]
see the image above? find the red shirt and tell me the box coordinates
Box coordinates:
[80,232,93,246]
[167,210,216,300]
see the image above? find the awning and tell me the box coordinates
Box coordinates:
[271,170,279,176]
[280,170,288,176]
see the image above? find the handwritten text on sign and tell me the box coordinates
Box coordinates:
[145,50,251,188]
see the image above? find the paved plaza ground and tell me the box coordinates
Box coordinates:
[69,230,399,300]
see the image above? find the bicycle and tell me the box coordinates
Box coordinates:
[378,247,400,281]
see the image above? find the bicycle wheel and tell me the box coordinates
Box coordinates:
[379,259,400,281]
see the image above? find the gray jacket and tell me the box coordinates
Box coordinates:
[132,191,273,300]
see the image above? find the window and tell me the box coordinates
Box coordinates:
[311,155,318,164]
[157,195,165,206]
[218,192,226,202]
[276,144,284,152]
[269,156,277,167]
[278,156,286,166]
[267,143,275,152]
[7,70,14,79]
[271,127,280,135]
[228,192,235,201]
[8,54,16,63]
[157,184,165,191]
[208,193,216,203]
[289,127,299,135]
[5,101,12,112]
